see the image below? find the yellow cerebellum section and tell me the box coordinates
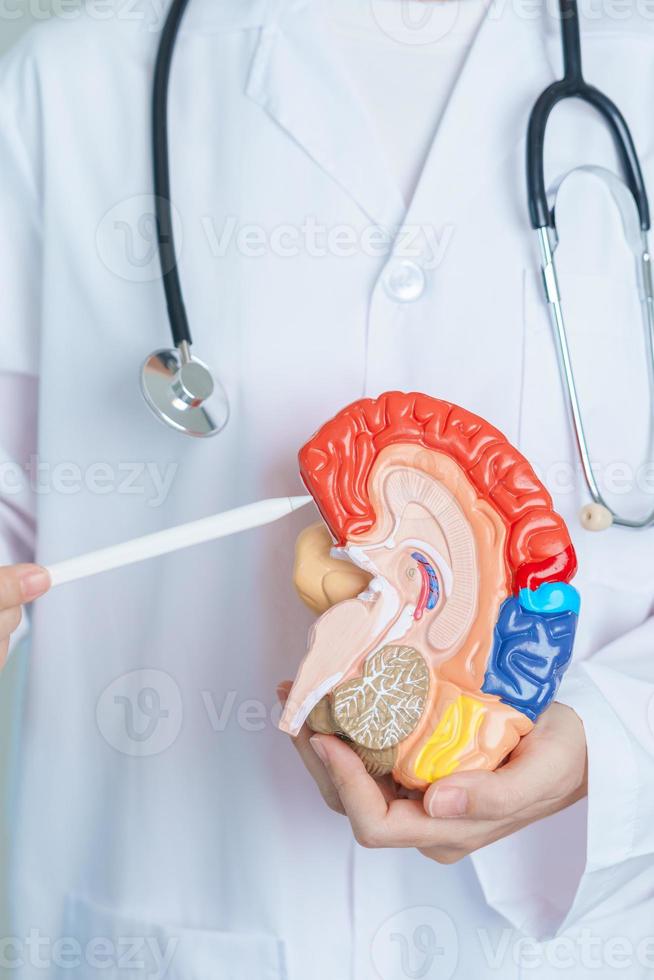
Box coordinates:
[414,695,486,782]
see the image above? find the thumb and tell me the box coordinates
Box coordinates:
[423,746,559,822]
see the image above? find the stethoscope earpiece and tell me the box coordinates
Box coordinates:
[579,502,614,532]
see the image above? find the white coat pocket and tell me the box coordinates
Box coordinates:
[58,895,287,980]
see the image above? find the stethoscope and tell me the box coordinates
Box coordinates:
[141,0,230,438]
[142,0,654,532]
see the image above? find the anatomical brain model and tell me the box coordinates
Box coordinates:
[279,392,580,790]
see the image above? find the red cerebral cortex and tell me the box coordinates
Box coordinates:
[299,391,577,594]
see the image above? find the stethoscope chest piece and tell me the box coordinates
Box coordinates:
[141,344,229,437]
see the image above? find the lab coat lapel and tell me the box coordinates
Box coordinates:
[404,0,558,231]
[374,2,561,441]
[245,0,406,231]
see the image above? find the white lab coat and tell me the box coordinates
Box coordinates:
[2,1,654,977]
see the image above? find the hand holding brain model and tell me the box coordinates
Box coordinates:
[279,391,580,791]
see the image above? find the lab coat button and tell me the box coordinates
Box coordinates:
[383,260,425,302]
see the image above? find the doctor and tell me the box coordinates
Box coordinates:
[1,0,654,977]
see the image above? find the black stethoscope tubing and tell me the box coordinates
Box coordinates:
[527,0,649,231]
[152,0,193,349]
[153,0,651,346]
[150,0,654,509]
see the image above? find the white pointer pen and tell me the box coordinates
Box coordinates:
[46,495,313,589]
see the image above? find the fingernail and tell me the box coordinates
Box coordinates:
[428,786,468,818]
[20,570,51,602]
[310,736,329,766]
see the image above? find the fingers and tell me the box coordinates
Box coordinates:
[296,729,346,815]
[312,735,466,849]
[0,605,22,639]
[0,564,50,609]
[280,671,523,845]
[281,680,587,860]
[424,768,530,821]
[423,706,587,822]
[0,565,50,670]
[309,734,392,845]
[277,682,345,814]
